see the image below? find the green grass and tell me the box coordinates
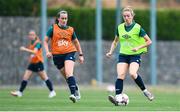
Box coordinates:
[0,86,180,111]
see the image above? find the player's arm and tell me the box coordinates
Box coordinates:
[72,31,84,64]
[132,34,152,52]
[73,38,84,64]
[132,27,152,52]
[106,35,119,58]
[20,46,38,54]
[106,27,119,58]
[44,26,53,58]
[73,38,83,55]
[44,36,52,58]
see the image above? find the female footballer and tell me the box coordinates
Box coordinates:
[106,6,154,105]
[11,30,56,98]
[44,10,84,103]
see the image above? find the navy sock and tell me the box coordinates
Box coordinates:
[45,79,53,91]
[67,76,76,95]
[19,80,28,92]
[134,75,146,91]
[65,79,78,90]
[115,79,123,95]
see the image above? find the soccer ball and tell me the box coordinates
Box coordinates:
[115,93,129,106]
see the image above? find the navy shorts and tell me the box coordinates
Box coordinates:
[27,62,44,72]
[118,54,141,65]
[53,52,76,70]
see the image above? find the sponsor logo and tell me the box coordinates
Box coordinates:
[122,34,131,39]
[57,39,69,46]
[122,42,133,47]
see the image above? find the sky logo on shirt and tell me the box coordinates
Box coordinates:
[57,39,69,46]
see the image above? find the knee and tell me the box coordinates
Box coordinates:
[42,75,48,81]
[64,68,74,77]
[64,70,73,77]
[129,72,137,79]
[23,74,30,80]
[117,73,126,79]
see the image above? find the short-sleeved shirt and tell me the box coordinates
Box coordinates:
[28,38,43,63]
[116,22,146,37]
[46,24,77,40]
[31,40,41,49]
[47,24,77,55]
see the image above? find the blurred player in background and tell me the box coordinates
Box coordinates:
[11,30,56,98]
[44,10,84,103]
[106,6,154,105]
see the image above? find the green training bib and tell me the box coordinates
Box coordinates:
[118,23,147,55]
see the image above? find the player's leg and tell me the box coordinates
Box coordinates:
[60,67,66,79]
[129,62,145,89]
[108,62,128,105]
[64,60,77,103]
[38,70,56,98]
[63,52,80,103]
[53,52,79,102]
[129,60,154,101]
[11,70,32,97]
[60,67,80,100]
[116,63,129,95]
[108,55,129,105]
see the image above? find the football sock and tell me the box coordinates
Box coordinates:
[45,79,53,91]
[67,76,76,95]
[65,78,78,90]
[19,80,28,92]
[134,75,146,91]
[75,84,78,91]
[115,79,123,95]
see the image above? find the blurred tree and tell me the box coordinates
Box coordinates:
[32,0,40,16]
[0,0,40,16]
[140,0,150,3]
[70,0,86,6]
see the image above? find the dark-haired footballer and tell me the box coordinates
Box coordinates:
[44,10,84,103]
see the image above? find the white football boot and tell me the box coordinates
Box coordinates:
[11,91,22,97]
[108,95,118,106]
[69,94,77,103]
[143,89,154,101]
[75,85,81,100]
[48,91,56,98]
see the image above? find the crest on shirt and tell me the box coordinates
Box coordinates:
[57,31,69,39]
[122,34,131,39]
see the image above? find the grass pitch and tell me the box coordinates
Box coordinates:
[0,86,179,111]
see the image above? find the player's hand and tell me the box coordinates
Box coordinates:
[28,54,35,62]
[20,46,26,51]
[132,47,139,52]
[46,52,52,58]
[106,52,112,58]
[79,55,84,64]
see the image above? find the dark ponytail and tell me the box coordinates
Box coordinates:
[55,17,59,24]
[55,12,60,24]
